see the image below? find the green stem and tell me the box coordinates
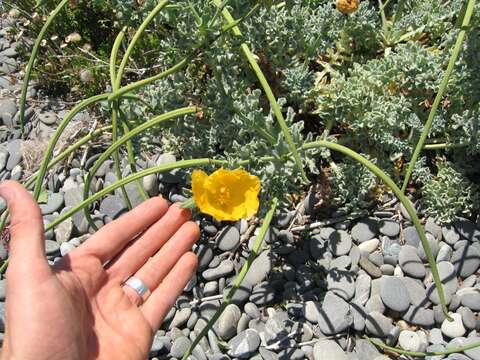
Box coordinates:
[33,93,110,200]
[424,142,469,150]
[301,140,451,319]
[367,336,480,357]
[114,0,169,89]
[401,0,476,193]
[213,0,308,183]
[182,197,278,360]
[83,107,198,231]
[18,0,69,134]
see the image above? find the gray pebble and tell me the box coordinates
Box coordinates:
[202,259,234,281]
[365,311,394,337]
[351,218,378,243]
[170,336,192,358]
[227,329,260,359]
[327,269,355,301]
[216,226,240,251]
[399,245,426,278]
[380,276,410,312]
[451,244,480,278]
[460,292,480,311]
[379,220,400,237]
[442,225,460,246]
[402,305,435,327]
[217,304,241,340]
[313,339,348,360]
[359,257,382,278]
[328,230,352,256]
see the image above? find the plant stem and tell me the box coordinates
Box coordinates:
[301,140,451,319]
[424,142,469,150]
[401,0,476,193]
[18,0,69,134]
[213,0,309,184]
[82,107,198,230]
[181,197,278,360]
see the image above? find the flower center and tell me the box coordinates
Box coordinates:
[218,186,230,206]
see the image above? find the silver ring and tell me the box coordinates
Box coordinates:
[124,276,150,298]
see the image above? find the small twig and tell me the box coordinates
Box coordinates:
[189,294,224,305]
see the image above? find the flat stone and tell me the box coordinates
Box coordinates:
[313,340,348,360]
[38,112,58,125]
[399,245,426,278]
[305,292,352,335]
[351,301,368,332]
[309,234,328,260]
[327,269,355,301]
[379,220,400,237]
[354,339,380,360]
[249,281,275,306]
[169,307,191,329]
[463,337,480,360]
[202,259,234,281]
[443,225,460,246]
[365,311,394,337]
[54,217,73,243]
[402,305,435,327]
[217,304,241,340]
[380,276,411,312]
[149,333,171,356]
[451,244,480,277]
[60,242,76,256]
[242,250,272,287]
[358,238,379,253]
[454,218,480,242]
[0,99,16,122]
[403,226,421,247]
[365,295,385,314]
[354,273,371,305]
[45,239,60,255]
[459,307,476,330]
[170,336,191,358]
[227,329,260,359]
[0,147,9,172]
[195,244,213,271]
[39,192,64,215]
[437,244,453,262]
[401,277,428,306]
[460,292,480,311]
[351,218,378,243]
[427,261,458,305]
[328,230,352,256]
[399,330,423,352]
[142,174,158,196]
[359,257,382,278]
[217,226,240,251]
[6,139,21,170]
[441,313,466,338]
[100,195,128,219]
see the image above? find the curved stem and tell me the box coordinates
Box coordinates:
[182,197,278,360]
[18,0,69,134]
[302,140,451,319]
[33,93,110,200]
[82,107,198,230]
[214,0,308,184]
[401,0,476,193]
[367,336,480,357]
[114,0,169,89]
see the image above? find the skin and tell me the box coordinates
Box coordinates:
[0,180,200,360]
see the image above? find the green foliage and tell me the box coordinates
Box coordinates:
[420,161,479,223]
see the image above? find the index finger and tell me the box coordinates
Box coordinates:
[75,196,169,264]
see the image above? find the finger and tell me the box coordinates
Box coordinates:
[141,252,197,331]
[0,181,48,270]
[76,196,169,264]
[106,203,192,280]
[132,221,199,291]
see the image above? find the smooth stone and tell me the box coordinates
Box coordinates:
[100,195,128,219]
[351,301,368,332]
[426,218,443,239]
[451,244,480,277]
[38,112,58,125]
[54,218,73,244]
[313,340,348,360]
[149,333,171,356]
[327,269,355,301]
[6,139,21,170]
[328,230,352,256]
[418,234,440,262]
[244,303,260,319]
[249,281,275,306]
[399,330,423,352]
[354,274,371,305]
[460,292,480,311]
[39,192,64,215]
[60,242,76,256]
[463,337,480,360]
[401,277,428,306]
[330,255,351,269]
[358,238,379,253]
[0,279,5,300]
[399,245,426,278]
[379,220,400,237]
[365,311,394,337]
[45,240,60,255]
[170,336,191,358]
[217,226,240,251]
[441,313,466,338]
[195,244,214,271]
[242,250,272,287]
[223,283,252,306]
[227,329,260,359]
[143,174,158,196]
[380,276,411,312]
[443,225,460,246]
[403,306,435,327]
[217,304,241,340]
[359,257,382,278]
[351,218,378,243]
[426,262,457,306]
[203,281,218,297]
[365,295,385,314]
[454,218,480,242]
[309,234,327,260]
[0,148,8,172]
[169,307,191,329]
[64,185,84,207]
[404,226,421,247]
[380,264,395,275]
[437,244,453,262]
[459,307,476,330]
[354,339,380,360]
[305,292,352,335]
[202,260,234,281]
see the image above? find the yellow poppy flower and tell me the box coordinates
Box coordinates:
[192,168,261,221]
[336,0,359,14]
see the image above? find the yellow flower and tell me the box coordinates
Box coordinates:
[336,0,359,14]
[192,168,261,221]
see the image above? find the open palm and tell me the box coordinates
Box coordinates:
[0,181,200,360]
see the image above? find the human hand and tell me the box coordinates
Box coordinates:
[0,180,200,360]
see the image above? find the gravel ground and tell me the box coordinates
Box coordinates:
[1,9,480,360]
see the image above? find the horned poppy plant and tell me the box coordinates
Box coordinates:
[192,168,261,221]
[336,0,359,14]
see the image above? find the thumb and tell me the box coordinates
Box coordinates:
[0,181,48,270]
